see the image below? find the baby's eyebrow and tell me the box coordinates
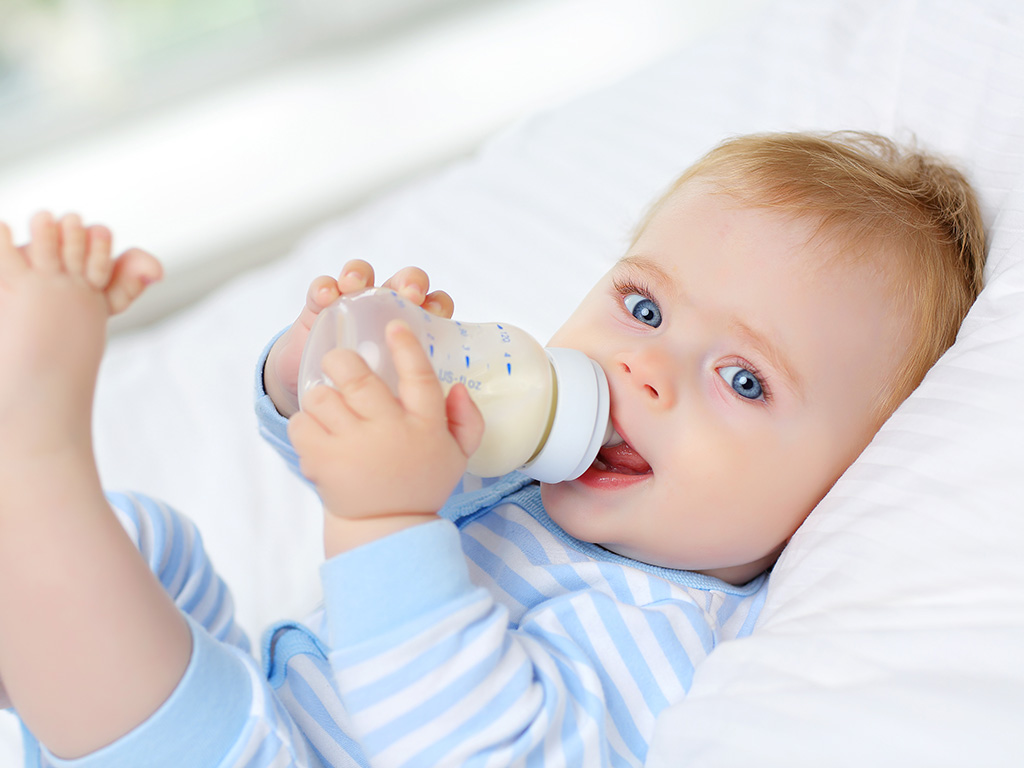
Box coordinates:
[729,319,806,401]
[616,254,673,287]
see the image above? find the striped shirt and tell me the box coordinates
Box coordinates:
[29,481,766,768]
[21,349,768,767]
[265,474,767,767]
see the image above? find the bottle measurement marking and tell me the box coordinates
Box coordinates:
[435,367,483,390]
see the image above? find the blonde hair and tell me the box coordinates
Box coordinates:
[645,130,986,420]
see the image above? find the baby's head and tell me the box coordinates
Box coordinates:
[543,131,986,584]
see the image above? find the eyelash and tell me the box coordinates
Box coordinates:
[720,357,773,405]
[611,274,773,405]
[612,277,657,313]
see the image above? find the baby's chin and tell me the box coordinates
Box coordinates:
[538,480,645,552]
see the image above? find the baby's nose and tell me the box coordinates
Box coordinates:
[616,349,675,407]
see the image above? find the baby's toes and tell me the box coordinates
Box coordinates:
[0,222,28,280]
[104,248,162,316]
[27,211,61,272]
[83,225,114,289]
[58,213,88,275]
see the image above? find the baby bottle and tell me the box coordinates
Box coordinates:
[298,288,610,483]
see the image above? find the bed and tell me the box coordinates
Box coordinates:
[4,0,1022,764]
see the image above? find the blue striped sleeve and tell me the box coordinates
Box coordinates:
[321,519,476,648]
[254,329,303,477]
[105,491,250,653]
[41,617,322,768]
[31,491,326,768]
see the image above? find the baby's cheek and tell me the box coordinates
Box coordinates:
[762,431,844,527]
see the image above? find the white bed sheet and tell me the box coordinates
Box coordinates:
[2,0,1021,764]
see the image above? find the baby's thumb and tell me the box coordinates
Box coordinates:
[446,384,484,458]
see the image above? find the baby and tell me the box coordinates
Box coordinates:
[2,131,985,767]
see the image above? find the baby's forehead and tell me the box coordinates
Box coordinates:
[624,192,913,351]
[641,184,878,272]
[671,174,906,266]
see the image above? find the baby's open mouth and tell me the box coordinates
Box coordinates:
[593,426,652,475]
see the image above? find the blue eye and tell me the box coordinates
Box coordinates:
[719,366,764,400]
[623,294,662,327]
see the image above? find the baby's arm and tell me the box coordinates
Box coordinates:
[105,491,250,652]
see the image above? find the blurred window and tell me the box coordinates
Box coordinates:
[0,0,483,163]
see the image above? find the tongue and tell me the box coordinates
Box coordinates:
[597,442,652,475]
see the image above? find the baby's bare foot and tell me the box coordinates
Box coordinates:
[0,211,161,459]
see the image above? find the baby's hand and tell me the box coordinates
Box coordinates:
[288,320,483,548]
[265,260,455,418]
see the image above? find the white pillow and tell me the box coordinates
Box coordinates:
[643,1,1024,765]
[76,0,1024,765]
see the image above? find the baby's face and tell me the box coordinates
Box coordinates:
[542,182,910,584]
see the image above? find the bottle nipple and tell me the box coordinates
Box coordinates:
[519,347,609,483]
[603,422,622,446]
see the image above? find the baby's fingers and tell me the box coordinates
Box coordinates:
[423,289,454,319]
[383,266,431,306]
[388,320,445,420]
[321,347,402,421]
[288,410,327,453]
[298,383,357,435]
[446,384,484,458]
[304,275,342,315]
[337,259,375,294]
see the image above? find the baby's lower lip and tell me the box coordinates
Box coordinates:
[574,425,652,488]
[574,462,652,490]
